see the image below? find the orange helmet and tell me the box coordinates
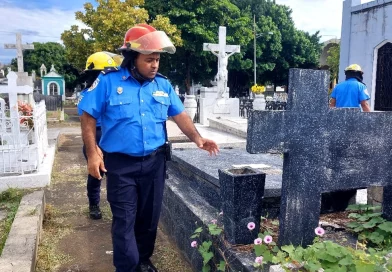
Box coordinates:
[118,24,176,54]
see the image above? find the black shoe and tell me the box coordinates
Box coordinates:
[89,205,102,220]
[135,260,158,272]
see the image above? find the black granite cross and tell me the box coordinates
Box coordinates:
[247,68,392,246]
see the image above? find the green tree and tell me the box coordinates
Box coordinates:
[326,43,340,83]
[61,0,182,72]
[146,0,321,95]
[144,0,253,94]
[10,42,79,91]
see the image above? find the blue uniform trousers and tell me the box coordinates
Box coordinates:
[82,127,102,206]
[105,150,166,272]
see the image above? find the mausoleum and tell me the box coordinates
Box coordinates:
[339,0,392,111]
[41,64,65,100]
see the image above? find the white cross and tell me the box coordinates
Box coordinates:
[203,26,240,98]
[0,72,33,135]
[4,33,34,73]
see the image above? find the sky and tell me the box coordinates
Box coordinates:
[0,0,374,65]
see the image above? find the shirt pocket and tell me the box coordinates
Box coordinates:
[152,96,171,121]
[108,95,135,120]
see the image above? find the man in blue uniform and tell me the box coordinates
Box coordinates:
[77,51,122,219]
[330,64,371,112]
[78,24,219,272]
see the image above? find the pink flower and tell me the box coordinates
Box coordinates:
[315,227,325,237]
[264,235,273,244]
[254,238,263,245]
[211,219,217,224]
[255,256,263,264]
[191,241,198,248]
[247,222,256,230]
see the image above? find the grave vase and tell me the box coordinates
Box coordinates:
[253,94,266,110]
[218,167,266,245]
[184,94,197,121]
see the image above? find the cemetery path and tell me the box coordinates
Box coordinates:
[36,127,192,272]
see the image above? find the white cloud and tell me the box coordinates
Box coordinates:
[0,6,85,64]
[275,0,374,41]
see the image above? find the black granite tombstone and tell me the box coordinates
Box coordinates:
[218,167,266,244]
[247,68,392,246]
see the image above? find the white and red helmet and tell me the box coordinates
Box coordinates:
[118,24,176,54]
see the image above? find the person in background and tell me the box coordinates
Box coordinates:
[78,24,219,272]
[329,64,371,112]
[77,51,123,220]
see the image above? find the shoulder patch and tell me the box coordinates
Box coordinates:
[364,88,370,96]
[101,66,119,75]
[87,78,99,92]
[155,72,167,79]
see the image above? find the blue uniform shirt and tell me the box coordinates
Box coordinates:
[78,67,184,156]
[77,88,101,127]
[331,78,370,108]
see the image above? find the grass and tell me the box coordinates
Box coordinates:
[35,204,73,272]
[0,188,24,255]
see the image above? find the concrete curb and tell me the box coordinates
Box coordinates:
[0,190,45,272]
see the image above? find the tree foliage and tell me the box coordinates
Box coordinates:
[326,43,340,82]
[61,0,322,95]
[144,0,253,93]
[146,0,321,95]
[10,42,79,90]
[61,0,182,72]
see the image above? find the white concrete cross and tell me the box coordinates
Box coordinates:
[0,72,33,130]
[203,26,240,98]
[4,33,34,73]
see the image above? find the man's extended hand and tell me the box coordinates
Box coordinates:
[195,138,219,156]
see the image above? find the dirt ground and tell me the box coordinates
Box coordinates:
[36,109,192,272]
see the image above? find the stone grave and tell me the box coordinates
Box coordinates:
[0,71,49,189]
[247,68,392,246]
[161,144,363,270]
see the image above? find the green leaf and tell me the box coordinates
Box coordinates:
[263,251,274,263]
[367,212,383,218]
[281,245,295,255]
[254,244,263,256]
[368,232,384,244]
[202,251,213,265]
[305,261,322,272]
[272,245,280,253]
[346,222,361,228]
[348,213,362,219]
[202,264,211,272]
[377,222,392,233]
[217,261,225,271]
[194,227,203,234]
[338,256,353,266]
[363,221,377,229]
[347,204,362,211]
[190,234,199,239]
[355,262,376,272]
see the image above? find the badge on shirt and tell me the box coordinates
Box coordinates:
[88,78,100,92]
[117,87,123,94]
[153,90,169,97]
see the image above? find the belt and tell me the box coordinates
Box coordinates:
[108,145,165,162]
